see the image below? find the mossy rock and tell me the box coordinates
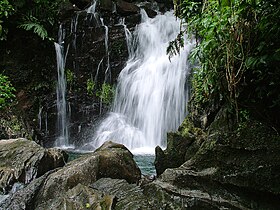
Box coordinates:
[155,117,206,176]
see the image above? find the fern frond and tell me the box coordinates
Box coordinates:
[18,22,48,40]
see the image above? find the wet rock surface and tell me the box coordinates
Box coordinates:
[0,171,56,210]
[34,141,140,208]
[0,138,67,194]
[1,129,280,210]
[116,0,140,15]
[155,117,206,176]
[38,183,115,210]
[92,178,153,209]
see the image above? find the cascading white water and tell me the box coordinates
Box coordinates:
[87,0,97,14]
[100,18,111,82]
[55,24,70,147]
[119,18,133,57]
[85,10,194,154]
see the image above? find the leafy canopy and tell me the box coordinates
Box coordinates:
[172,0,280,128]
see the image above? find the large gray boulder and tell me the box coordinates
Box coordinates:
[92,178,154,209]
[0,171,56,210]
[34,141,141,209]
[37,183,114,210]
[0,138,67,194]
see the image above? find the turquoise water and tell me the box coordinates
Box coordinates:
[134,155,156,176]
[67,152,156,176]
[67,151,84,162]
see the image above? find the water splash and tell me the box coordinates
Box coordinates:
[85,11,194,154]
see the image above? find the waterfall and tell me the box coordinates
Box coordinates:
[38,107,43,130]
[100,18,111,82]
[119,18,133,57]
[54,24,70,147]
[87,0,98,14]
[85,10,193,154]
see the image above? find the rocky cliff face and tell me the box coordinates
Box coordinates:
[154,116,280,209]
[0,0,173,147]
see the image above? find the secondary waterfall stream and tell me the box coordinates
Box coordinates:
[54,24,70,147]
[85,10,193,154]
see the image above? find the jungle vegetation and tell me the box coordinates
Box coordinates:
[169,0,280,131]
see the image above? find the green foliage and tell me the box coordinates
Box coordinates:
[175,0,280,128]
[237,108,250,132]
[96,83,115,105]
[0,74,16,110]
[167,31,185,59]
[86,79,115,105]
[0,0,14,40]
[66,69,75,90]
[18,22,48,40]
[86,78,95,96]
[1,0,64,41]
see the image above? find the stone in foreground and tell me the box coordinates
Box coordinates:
[0,138,67,194]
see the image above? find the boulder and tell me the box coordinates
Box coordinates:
[39,183,115,210]
[92,178,153,209]
[34,141,141,208]
[116,0,140,16]
[143,6,157,18]
[0,138,67,194]
[95,141,141,183]
[184,121,280,195]
[151,120,280,209]
[0,170,56,210]
[155,117,206,176]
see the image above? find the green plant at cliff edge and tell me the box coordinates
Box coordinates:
[96,83,115,105]
[0,74,16,109]
[86,78,95,96]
